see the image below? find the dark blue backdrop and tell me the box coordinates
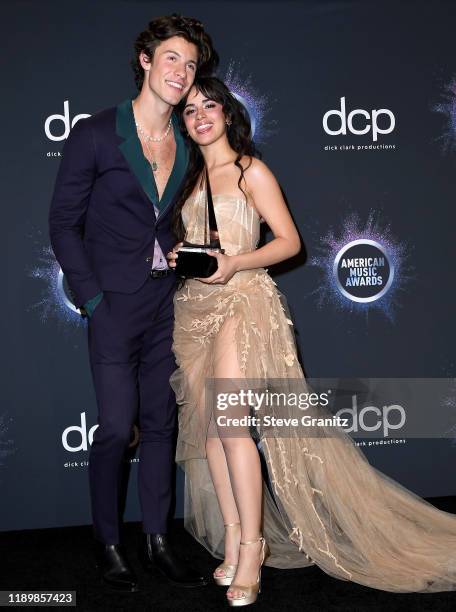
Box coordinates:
[2,0,455,532]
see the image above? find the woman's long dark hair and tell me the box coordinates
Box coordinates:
[172,76,259,242]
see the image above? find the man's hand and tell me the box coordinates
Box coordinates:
[166,242,183,268]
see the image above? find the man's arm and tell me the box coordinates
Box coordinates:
[48,119,102,309]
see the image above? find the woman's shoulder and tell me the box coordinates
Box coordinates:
[241,157,277,190]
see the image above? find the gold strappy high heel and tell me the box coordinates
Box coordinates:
[226,535,267,607]
[213,522,240,586]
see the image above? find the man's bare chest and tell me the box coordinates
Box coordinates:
[138,138,176,200]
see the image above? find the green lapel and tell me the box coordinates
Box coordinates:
[116,99,157,206]
[116,99,188,213]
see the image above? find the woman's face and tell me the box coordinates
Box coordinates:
[182,86,228,146]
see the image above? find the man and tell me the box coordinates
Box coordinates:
[49,14,218,591]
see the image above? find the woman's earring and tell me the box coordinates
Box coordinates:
[226,118,232,127]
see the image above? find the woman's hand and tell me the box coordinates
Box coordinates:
[166,242,183,269]
[196,251,239,284]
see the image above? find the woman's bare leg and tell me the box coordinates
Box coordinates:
[207,316,264,599]
[206,434,241,572]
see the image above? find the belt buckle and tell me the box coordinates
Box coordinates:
[150,269,170,278]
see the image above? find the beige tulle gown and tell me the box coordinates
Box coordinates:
[170,186,456,593]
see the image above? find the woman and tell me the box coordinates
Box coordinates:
[167,77,456,606]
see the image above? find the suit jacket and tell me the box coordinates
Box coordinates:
[49,99,188,308]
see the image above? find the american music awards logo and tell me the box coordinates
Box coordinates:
[333,239,394,303]
[28,242,84,326]
[224,60,275,143]
[33,64,274,325]
[310,211,412,320]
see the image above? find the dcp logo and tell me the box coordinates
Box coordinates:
[44,100,91,141]
[62,412,139,452]
[335,395,406,437]
[62,412,98,452]
[323,97,395,142]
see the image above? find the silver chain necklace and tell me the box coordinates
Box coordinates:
[135,117,172,143]
[143,138,160,173]
[133,114,172,173]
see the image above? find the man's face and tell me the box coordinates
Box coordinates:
[140,36,198,105]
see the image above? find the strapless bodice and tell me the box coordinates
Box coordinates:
[182,193,260,256]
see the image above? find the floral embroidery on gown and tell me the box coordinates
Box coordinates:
[170,189,456,592]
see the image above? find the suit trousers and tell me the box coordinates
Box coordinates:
[87,273,177,544]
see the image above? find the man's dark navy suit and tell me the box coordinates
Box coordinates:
[49,99,188,544]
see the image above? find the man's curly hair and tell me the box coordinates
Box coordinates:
[132,14,219,90]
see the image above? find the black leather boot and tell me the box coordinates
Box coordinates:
[139,533,208,588]
[95,542,139,592]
